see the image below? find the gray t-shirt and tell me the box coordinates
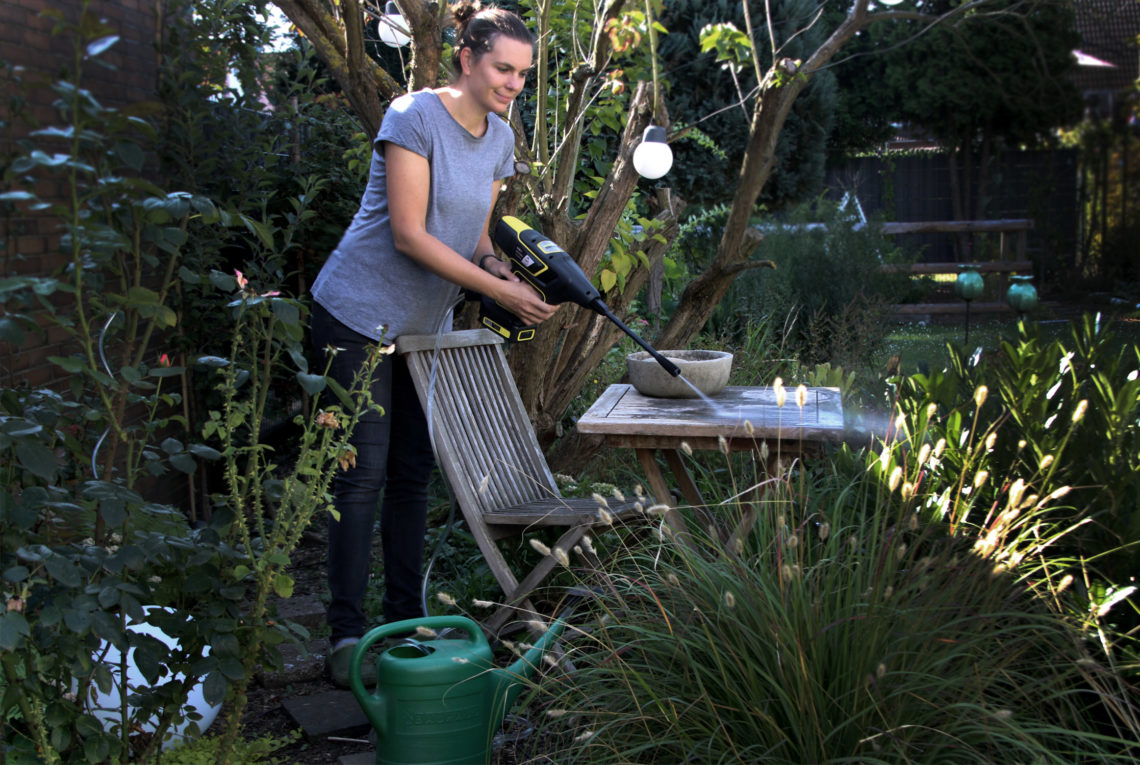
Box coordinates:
[311,90,516,341]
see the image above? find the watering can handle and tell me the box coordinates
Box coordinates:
[348,616,486,739]
[349,615,483,686]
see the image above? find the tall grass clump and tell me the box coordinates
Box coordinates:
[521,318,1139,762]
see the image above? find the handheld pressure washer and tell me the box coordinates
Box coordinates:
[473,216,681,378]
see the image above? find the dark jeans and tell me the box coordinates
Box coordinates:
[310,302,434,642]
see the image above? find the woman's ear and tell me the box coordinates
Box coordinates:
[457,46,473,77]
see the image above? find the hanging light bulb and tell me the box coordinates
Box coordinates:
[633,125,673,179]
[377,1,410,47]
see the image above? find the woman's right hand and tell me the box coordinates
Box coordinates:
[490,277,558,326]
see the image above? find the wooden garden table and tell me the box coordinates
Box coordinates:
[576,384,845,539]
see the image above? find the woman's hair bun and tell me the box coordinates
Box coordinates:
[449,0,482,29]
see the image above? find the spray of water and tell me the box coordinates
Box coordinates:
[676,374,728,415]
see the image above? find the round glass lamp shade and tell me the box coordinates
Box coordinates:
[633,125,673,179]
[378,2,410,47]
[954,267,984,301]
[1006,275,1038,313]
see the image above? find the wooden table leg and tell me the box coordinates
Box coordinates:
[635,448,689,538]
[663,449,705,508]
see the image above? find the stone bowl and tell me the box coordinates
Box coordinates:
[627,350,733,398]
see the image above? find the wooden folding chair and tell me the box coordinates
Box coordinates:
[395,329,642,634]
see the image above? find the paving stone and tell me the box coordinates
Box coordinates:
[271,593,326,631]
[338,752,376,765]
[257,639,326,689]
[282,689,371,740]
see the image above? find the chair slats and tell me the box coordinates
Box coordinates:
[396,329,641,633]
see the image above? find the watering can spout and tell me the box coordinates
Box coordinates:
[493,617,566,713]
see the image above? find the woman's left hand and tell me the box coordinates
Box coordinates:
[484,257,517,282]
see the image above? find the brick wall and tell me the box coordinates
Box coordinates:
[1,0,161,389]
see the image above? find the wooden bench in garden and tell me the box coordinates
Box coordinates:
[877,218,1035,315]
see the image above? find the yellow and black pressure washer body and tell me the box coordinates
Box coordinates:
[473,216,680,377]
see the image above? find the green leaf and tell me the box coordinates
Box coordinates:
[600,269,617,293]
[169,453,197,474]
[325,377,355,413]
[0,612,30,650]
[187,444,222,460]
[64,606,92,633]
[296,372,326,396]
[0,190,37,201]
[178,266,202,285]
[219,655,246,681]
[241,215,275,250]
[114,140,145,172]
[44,553,80,587]
[272,573,294,599]
[271,299,300,328]
[0,317,26,345]
[49,355,85,374]
[16,440,58,480]
[3,565,30,583]
[208,270,238,292]
[127,286,161,306]
[203,671,227,706]
[154,305,178,328]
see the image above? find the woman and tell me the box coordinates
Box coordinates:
[309,1,556,687]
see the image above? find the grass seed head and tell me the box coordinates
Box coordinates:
[591,492,609,507]
[974,470,989,489]
[718,435,729,456]
[1046,485,1071,501]
[436,592,457,606]
[974,385,988,407]
[917,442,931,468]
[1072,399,1088,423]
[1007,478,1026,510]
[529,538,552,556]
[1041,454,1054,470]
[724,591,736,608]
[796,384,808,408]
[888,466,903,493]
[553,547,571,567]
[985,431,997,451]
[934,438,946,458]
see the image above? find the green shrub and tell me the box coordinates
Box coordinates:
[896,315,1140,611]
[744,197,917,369]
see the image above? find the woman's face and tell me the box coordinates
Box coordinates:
[461,35,533,115]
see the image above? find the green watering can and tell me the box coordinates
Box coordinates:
[349,615,565,765]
